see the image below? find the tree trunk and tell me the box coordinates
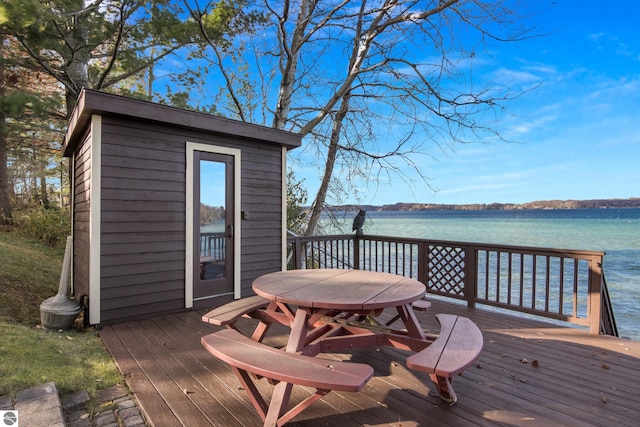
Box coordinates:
[0,40,11,224]
[272,0,316,130]
[0,116,10,224]
[39,175,50,208]
[305,92,351,235]
[65,2,90,117]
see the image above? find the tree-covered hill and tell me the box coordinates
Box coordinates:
[336,197,640,212]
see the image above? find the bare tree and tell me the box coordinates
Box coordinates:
[176,1,541,234]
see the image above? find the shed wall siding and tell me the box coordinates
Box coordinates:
[99,117,186,323]
[72,129,92,299]
[238,149,284,295]
[98,116,284,322]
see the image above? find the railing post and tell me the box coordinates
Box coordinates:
[464,245,477,308]
[353,236,360,270]
[588,254,603,335]
[417,241,428,289]
[292,236,303,270]
[600,269,619,337]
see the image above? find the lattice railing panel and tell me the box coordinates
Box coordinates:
[426,245,466,297]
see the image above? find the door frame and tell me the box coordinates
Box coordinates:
[185,142,242,308]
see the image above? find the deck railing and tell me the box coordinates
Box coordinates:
[200,232,226,260]
[287,233,617,336]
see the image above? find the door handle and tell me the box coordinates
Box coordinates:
[227,224,233,239]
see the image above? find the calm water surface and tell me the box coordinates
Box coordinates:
[322,208,640,341]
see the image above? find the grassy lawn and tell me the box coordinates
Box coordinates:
[0,227,122,399]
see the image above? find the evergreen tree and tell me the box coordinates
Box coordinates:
[0,0,258,222]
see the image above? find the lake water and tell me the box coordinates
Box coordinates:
[321,208,640,341]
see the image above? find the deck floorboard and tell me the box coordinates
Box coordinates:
[100,299,640,427]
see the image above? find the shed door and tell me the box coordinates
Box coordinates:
[193,152,234,300]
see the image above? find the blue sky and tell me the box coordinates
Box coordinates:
[292,1,640,206]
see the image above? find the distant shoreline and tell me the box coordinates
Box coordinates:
[333,197,640,212]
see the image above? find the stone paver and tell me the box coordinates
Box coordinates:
[0,383,147,427]
[13,382,65,427]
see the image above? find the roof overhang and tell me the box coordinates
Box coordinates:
[62,89,303,157]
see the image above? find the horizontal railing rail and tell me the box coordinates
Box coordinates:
[286,233,616,336]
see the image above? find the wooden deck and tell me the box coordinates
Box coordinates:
[100,299,640,427]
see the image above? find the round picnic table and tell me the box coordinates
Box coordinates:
[253,269,429,353]
[252,268,426,311]
[202,269,481,418]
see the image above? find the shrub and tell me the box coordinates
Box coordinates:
[13,207,71,247]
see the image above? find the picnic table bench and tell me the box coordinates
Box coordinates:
[406,313,483,403]
[202,328,373,427]
[201,295,294,342]
[201,295,269,327]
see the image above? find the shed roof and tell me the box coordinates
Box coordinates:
[62,89,302,157]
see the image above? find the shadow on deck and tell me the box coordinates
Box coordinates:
[100,299,640,427]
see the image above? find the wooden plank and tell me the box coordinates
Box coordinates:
[100,299,184,324]
[458,360,615,426]
[133,318,249,427]
[99,300,640,427]
[157,314,268,426]
[109,320,217,426]
[467,334,640,424]
[99,325,182,426]
[319,349,481,427]
[101,166,184,182]
[101,260,185,277]
[253,269,424,311]
[412,299,432,311]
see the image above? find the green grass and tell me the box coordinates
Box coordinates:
[0,227,123,399]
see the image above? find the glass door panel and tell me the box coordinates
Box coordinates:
[194,152,233,299]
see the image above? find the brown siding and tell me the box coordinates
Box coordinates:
[99,117,186,323]
[97,116,285,322]
[72,129,92,300]
[239,148,284,295]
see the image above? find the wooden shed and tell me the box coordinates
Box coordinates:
[62,89,301,326]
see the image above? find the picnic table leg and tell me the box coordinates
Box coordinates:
[231,368,270,421]
[429,374,457,404]
[250,321,271,342]
[395,304,427,341]
[251,301,279,342]
[286,308,311,353]
[266,306,350,424]
[264,381,294,427]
